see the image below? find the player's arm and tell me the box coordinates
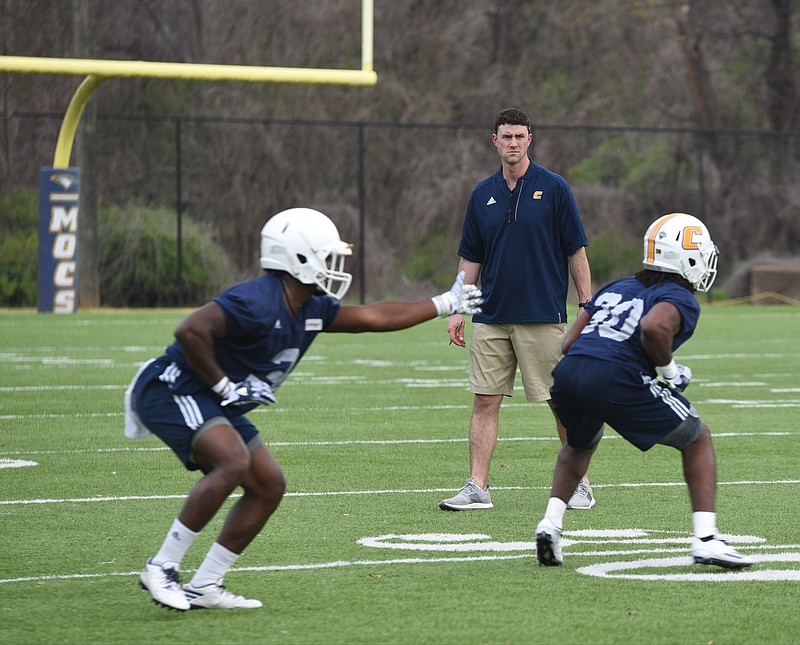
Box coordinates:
[326,271,482,333]
[173,301,229,388]
[640,301,693,390]
[561,307,591,354]
[328,300,442,332]
[639,301,682,366]
[448,258,481,347]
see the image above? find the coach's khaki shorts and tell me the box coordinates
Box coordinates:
[469,322,566,401]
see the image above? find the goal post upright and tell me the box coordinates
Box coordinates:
[362,0,374,72]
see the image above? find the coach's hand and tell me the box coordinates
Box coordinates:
[448,315,466,348]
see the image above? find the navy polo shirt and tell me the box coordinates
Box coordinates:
[458,160,588,324]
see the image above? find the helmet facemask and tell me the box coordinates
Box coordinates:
[691,242,718,292]
[307,244,353,300]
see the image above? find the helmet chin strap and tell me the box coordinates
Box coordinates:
[279,274,315,318]
[279,274,300,318]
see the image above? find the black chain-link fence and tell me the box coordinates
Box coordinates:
[2,111,798,306]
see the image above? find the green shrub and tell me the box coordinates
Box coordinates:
[402,232,453,289]
[587,229,643,285]
[0,189,38,307]
[0,190,233,308]
[569,136,628,186]
[570,138,680,201]
[99,202,231,307]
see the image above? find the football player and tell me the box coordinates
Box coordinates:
[535,213,752,570]
[125,208,483,610]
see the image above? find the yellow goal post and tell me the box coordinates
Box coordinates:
[0,0,376,167]
[1,0,376,313]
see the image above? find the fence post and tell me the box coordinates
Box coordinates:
[693,130,707,223]
[358,121,366,304]
[175,117,184,307]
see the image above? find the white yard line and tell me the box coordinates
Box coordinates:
[2,477,799,506]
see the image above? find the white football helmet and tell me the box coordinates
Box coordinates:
[260,208,353,300]
[642,213,719,292]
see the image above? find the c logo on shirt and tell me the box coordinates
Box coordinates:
[533,191,543,200]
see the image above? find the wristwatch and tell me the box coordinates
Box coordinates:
[578,300,591,309]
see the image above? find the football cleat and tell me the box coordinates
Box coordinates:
[535,517,564,566]
[691,536,753,569]
[183,579,263,609]
[139,559,190,611]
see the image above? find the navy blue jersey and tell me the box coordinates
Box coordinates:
[164,274,340,395]
[568,276,700,376]
[458,161,588,324]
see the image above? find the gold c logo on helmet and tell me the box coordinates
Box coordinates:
[682,226,702,250]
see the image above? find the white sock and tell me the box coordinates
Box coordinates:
[545,497,567,528]
[152,518,198,567]
[190,542,240,588]
[692,511,717,539]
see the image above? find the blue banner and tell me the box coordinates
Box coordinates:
[38,168,80,313]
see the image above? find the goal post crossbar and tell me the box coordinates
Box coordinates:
[0,55,377,85]
[0,56,377,168]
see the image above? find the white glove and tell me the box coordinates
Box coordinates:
[432,271,483,317]
[659,360,692,392]
[214,375,277,407]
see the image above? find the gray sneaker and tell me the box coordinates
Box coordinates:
[439,478,493,511]
[567,481,596,509]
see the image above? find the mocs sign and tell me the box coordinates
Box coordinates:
[38,169,79,313]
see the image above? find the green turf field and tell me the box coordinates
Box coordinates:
[1,306,799,644]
